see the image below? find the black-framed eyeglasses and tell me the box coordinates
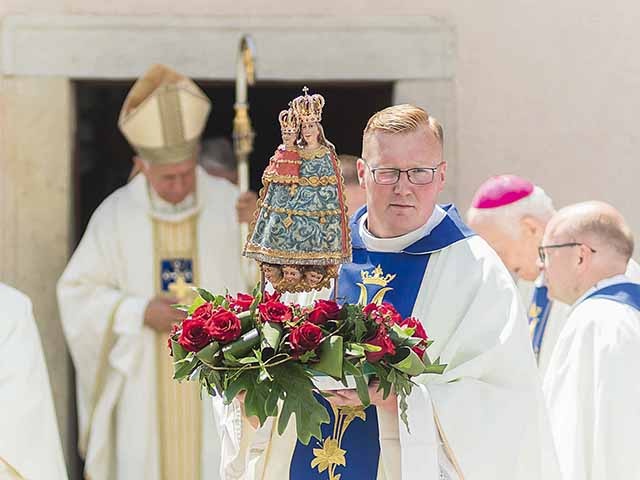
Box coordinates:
[362,159,445,185]
[538,242,597,263]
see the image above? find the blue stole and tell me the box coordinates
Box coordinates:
[581,282,640,312]
[289,204,474,479]
[527,285,553,358]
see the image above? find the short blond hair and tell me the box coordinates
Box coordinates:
[363,104,444,146]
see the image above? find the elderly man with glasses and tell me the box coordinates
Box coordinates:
[539,201,640,480]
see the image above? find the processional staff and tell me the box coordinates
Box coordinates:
[233,35,257,288]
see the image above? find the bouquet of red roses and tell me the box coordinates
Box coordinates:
[169,286,446,444]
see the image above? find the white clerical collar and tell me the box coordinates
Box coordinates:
[358,205,447,252]
[572,273,630,308]
[148,184,199,222]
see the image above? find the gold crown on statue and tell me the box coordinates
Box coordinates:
[278,107,300,134]
[291,86,325,123]
[361,265,397,287]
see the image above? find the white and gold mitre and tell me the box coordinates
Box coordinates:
[278,107,300,134]
[291,86,325,123]
[118,64,211,165]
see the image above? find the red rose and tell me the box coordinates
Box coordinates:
[308,299,342,325]
[364,326,396,363]
[263,291,282,303]
[227,293,254,312]
[289,322,324,355]
[400,317,429,358]
[363,302,401,325]
[192,302,214,322]
[258,300,293,323]
[178,318,212,352]
[363,303,378,316]
[206,308,242,343]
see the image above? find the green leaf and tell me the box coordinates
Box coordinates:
[391,347,427,376]
[388,323,413,345]
[222,370,274,426]
[222,328,261,359]
[343,361,370,407]
[195,342,220,364]
[390,373,414,431]
[173,355,199,380]
[345,343,366,358]
[261,322,283,358]
[297,351,317,363]
[250,284,262,314]
[265,386,281,417]
[271,363,330,445]
[196,288,216,303]
[213,294,226,307]
[423,355,447,374]
[313,336,343,378]
[352,308,367,342]
[188,296,207,315]
[403,337,424,348]
[362,343,382,352]
[171,340,188,362]
[368,362,393,400]
[171,304,190,312]
[237,310,254,332]
[205,368,223,395]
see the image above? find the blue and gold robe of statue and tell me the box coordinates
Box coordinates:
[289,204,473,480]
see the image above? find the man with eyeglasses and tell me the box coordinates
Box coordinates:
[310,105,558,480]
[222,105,559,480]
[466,176,640,377]
[539,201,640,480]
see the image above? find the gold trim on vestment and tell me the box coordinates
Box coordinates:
[0,456,26,479]
[433,407,465,479]
[243,243,347,262]
[153,214,202,480]
[134,137,200,165]
[299,145,330,160]
[262,174,338,186]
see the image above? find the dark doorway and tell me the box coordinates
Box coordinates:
[73,80,393,245]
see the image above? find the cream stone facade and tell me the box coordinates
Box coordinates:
[2,1,639,476]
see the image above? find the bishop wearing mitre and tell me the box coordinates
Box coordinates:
[57,64,245,480]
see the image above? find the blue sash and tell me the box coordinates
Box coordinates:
[289,204,474,479]
[527,285,553,357]
[581,282,640,312]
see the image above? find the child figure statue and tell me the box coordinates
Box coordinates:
[243,87,351,293]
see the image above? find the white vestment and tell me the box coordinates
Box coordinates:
[218,206,560,480]
[0,283,68,480]
[57,167,245,480]
[529,259,640,377]
[543,275,640,480]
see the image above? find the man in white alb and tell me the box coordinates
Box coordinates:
[540,201,640,479]
[57,64,245,480]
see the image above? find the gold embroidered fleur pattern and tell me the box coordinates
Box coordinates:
[310,403,367,479]
[528,303,542,337]
[311,439,346,474]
